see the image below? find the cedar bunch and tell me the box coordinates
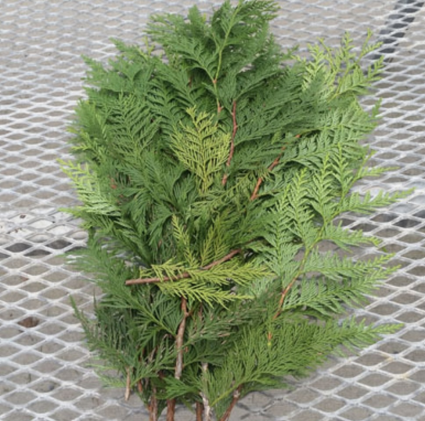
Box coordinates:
[62,1,407,420]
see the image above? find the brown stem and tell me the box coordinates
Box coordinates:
[273,250,305,322]
[196,402,204,421]
[219,385,242,421]
[250,149,285,201]
[203,248,241,270]
[127,271,191,286]
[222,101,238,186]
[250,134,300,200]
[126,249,242,286]
[201,363,212,421]
[228,101,238,165]
[125,367,131,401]
[268,255,306,342]
[146,347,158,421]
[176,297,189,379]
[167,297,190,421]
[268,275,301,345]
[272,283,292,321]
[166,400,175,421]
[137,348,145,394]
[250,177,264,202]
[149,386,158,421]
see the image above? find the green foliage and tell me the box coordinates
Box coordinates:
[63,1,409,420]
[170,108,230,196]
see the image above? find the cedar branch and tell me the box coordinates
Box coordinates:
[125,249,242,286]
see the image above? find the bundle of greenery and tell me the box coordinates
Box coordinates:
[62,1,408,420]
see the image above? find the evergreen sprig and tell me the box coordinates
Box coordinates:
[62,1,409,420]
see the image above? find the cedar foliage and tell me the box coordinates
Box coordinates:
[62,1,408,420]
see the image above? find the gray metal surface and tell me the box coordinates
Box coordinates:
[1,1,425,420]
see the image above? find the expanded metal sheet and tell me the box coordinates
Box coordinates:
[1,1,425,420]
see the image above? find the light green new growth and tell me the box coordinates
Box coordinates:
[62,1,410,420]
[170,109,230,196]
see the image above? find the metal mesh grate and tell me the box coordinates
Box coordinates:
[1,1,425,420]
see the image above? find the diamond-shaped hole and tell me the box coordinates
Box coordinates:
[340,406,373,421]
[369,303,400,316]
[388,276,416,287]
[355,353,386,367]
[408,266,425,276]
[333,365,364,379]
[11,352,43,366]
[51,387,83,402]
[25,249,51,257]
[352,223,377,232]
[414,210,425,219]
[27,399,59,414]
[399,233,425,243]
[29,219,53,229]
[27,234,52,243]
[402,249,425,260]
[337,384,369,400]
[394,219,421,228]
[5,243,32,252]
[390,402,423,418]
[0,327,23,339]
[20,282,48,293]
[47,225,72,235]
[381,361,414,375]
[314,397,346,413]
[375,228,401,238]
[405,350,425,362]
[400,330,425,343]
[397,311,424,323]
[1,291,28,303]
[378,342,409,355]
[46,240,71,250]
[6,390,37,406]
[391,293,421,304]
[359,373,393,387]
[363,394,395,409]
[2,257,31,269]
[386,382,420,396]
[379,243,404,253]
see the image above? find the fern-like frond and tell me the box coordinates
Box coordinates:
[302,250,392,281]
[339,189,412,215]
[170,108,229,195]
[280,266,394,318]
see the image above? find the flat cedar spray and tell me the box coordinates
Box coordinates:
[62,1,408,420]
